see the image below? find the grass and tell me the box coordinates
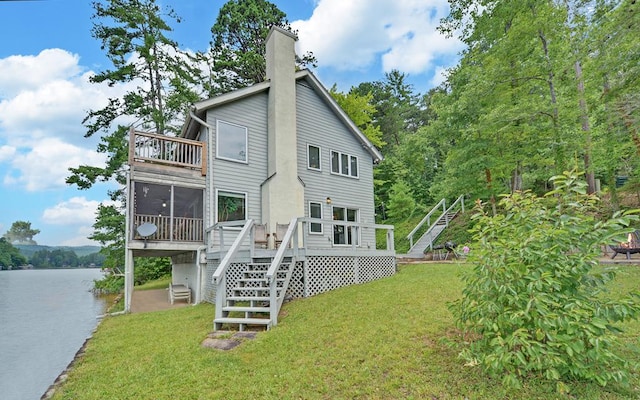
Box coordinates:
[52,263,640,399]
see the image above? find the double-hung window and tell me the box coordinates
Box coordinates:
[330,150,358,178]
[332,206,359,246]
[216,190,246,223]
[216,120,248,163]
[309,201,323,234]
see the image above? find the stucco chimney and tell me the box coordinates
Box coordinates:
[262,26,305,236]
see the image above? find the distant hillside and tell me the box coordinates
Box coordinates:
[15,244,102,258]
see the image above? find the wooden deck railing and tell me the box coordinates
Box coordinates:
[129,129,206,175]
[133,214,204,242]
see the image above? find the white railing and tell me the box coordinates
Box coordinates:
[407,198,446,249]
[212,220,255,324]
[409,195,465,253]
[129,129,207,175]
[133,214,204,242]
[266,218,299,328]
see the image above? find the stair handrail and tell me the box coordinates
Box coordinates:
[212,219,254,323]
[422,195,465,252]
[407,198,446,249]
[266,217,299,327]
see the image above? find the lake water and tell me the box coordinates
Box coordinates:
[0,269,108,400]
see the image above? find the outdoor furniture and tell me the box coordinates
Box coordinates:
[274,223,289,248]
[254,223,269,248]
[430,241,457,261]
[169,283,191,304]
[611,230,640,260]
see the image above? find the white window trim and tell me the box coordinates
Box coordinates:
[330,150,359,179]
[308,201,323,235]
[216,119,248,164]
[331,205,360,246]
[215,189,248,223]
[307,144,321,171]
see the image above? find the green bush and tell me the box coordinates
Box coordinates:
[450,171,640,389]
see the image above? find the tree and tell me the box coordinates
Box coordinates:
[352,70,424,151]
[0,238,27,269]
[66,0,201,271]
[386,180,417,220]
[450,171,640,388]
[206,0,316,94]
[329,85,385,148]
[30,248,80,269]
[3,221,40,245]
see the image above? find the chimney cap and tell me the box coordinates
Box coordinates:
[266,25,298,43]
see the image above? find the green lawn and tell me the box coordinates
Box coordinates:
[52,263,640,399]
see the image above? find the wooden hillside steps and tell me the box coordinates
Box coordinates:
[214,261,292,332]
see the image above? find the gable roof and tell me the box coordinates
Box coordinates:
[182,70,383,163]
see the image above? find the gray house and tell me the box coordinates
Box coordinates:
[124,26,396,330]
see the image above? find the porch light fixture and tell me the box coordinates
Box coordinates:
[326,197,332,204]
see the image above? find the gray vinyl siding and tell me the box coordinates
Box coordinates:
[205,92,268,224]
[296,81,377,249]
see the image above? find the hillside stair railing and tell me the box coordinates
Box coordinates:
[129,128,207,175]
[407,195,465,256]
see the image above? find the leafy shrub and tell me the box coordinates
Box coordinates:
[134,257,171,285]
[92,274,124,294]
[450,171,640,389]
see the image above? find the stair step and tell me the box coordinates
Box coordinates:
[214,317,271,325]
[223,306,270,313]
[227,296,270,302]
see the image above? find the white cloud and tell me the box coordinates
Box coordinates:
[430,65,449,87]
[59,228,99,247]
[42,196,119,246]
[292,0,463,75]
[0,145,15,162]
[0,49,139,192]
[0,51,133,147]
[0,49,82,98]
[42,196,104,225]
[3,137,106,191]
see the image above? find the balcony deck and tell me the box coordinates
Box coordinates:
[129,128,206,176]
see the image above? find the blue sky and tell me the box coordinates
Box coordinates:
[0,0,462,246]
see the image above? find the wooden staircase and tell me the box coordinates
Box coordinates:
[214,260,293,331]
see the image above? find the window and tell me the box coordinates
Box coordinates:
[330,150,358,178]
[309,201,323,234]
[307,145,321,170]
[332,206,359,245]
[216,120,247,163]
[216,190,246,222]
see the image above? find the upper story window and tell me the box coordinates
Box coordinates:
[307,144,321,171]
[216,120,247,163]
[330,150,358,178]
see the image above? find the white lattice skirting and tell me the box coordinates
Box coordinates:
[203,255,397,304]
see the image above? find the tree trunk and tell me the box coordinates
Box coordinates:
[538,29,563,173]
[575,59,596,193]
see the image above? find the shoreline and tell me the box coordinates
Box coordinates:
[41,294,122,400]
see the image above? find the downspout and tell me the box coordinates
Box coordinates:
[189,110,215,130]
[189,110,214,305]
